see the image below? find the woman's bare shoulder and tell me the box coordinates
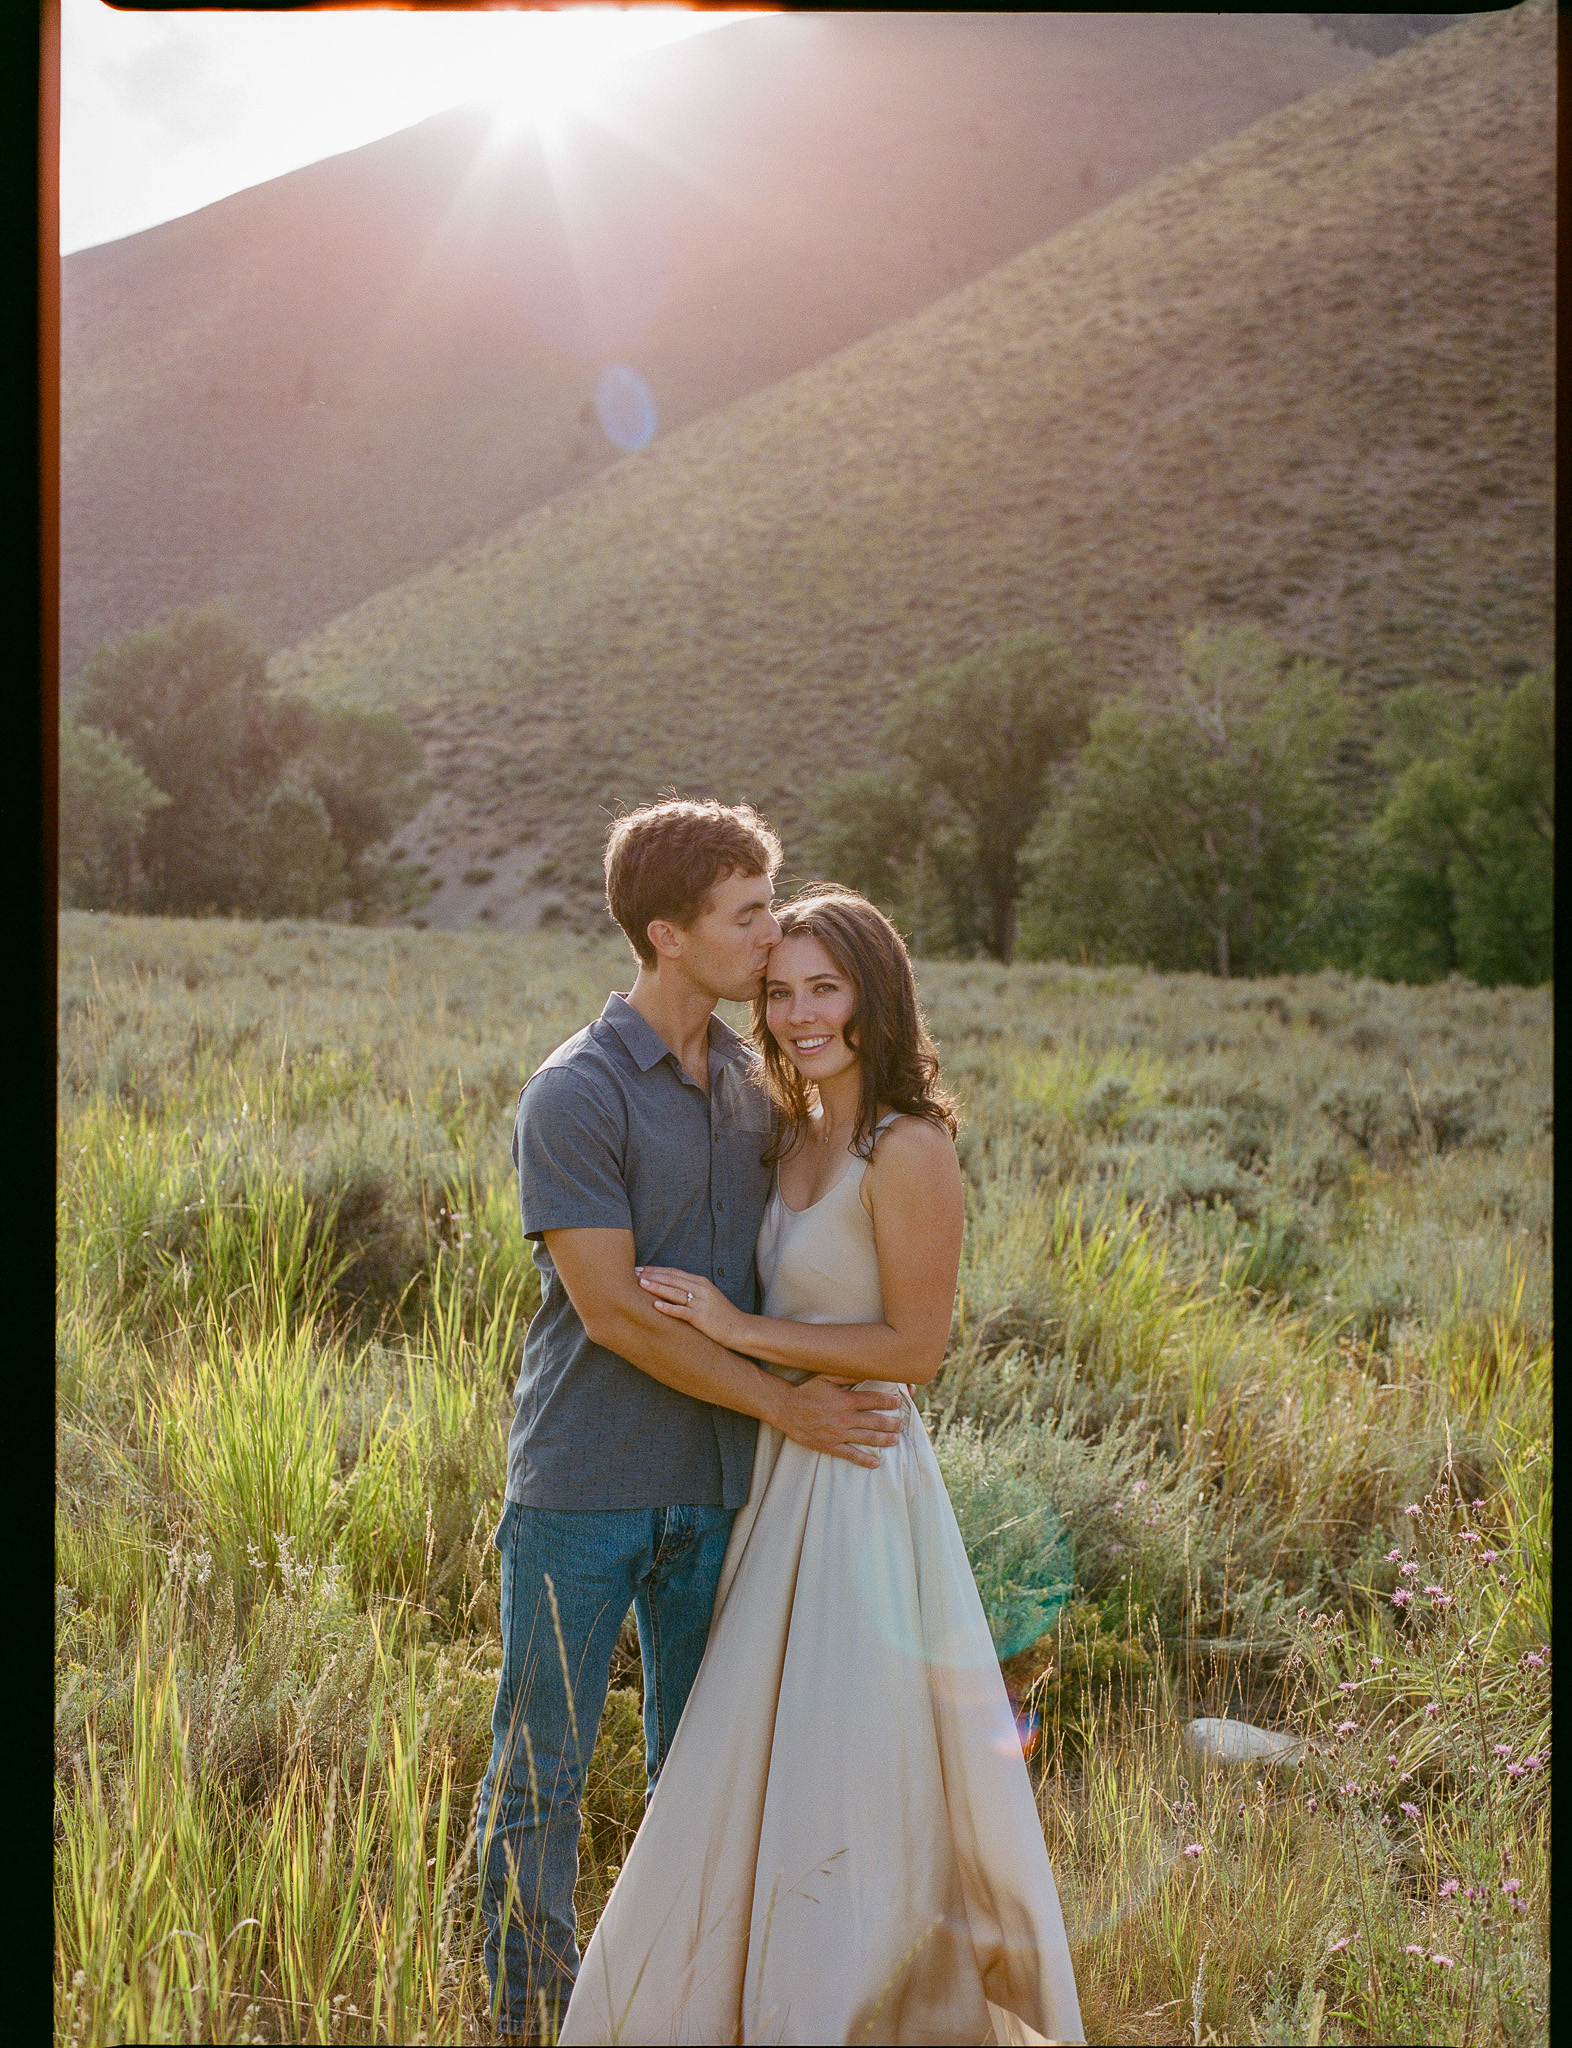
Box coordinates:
[868,1113,959,1173]
[863,1113,962,1227]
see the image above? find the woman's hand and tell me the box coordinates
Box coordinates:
[635,1266,745,1347]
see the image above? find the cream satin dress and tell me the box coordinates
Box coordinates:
[559,1119,1084,2047]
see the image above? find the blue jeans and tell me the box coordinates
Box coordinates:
[476,1500,736,2036]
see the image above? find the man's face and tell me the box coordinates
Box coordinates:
[664,868,781,1003]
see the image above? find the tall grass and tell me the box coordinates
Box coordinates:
[59,1576,490,2046]
[55,914,1549,2043]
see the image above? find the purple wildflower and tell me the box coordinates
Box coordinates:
[1423,1585,1447,1598]
[1501,1879,1521,1895]
[1430,1592,1454,1609]
[1459,1530,1480,1544]
[1405,1504,1422,1518]
[1424,1702,1440,1719]
[1182,1843,1202,1859]
[1521,1755,1543,1770]
[1430,1953,1456,1969]
[1336,1720,1358,1735]
[1340,1781,1360,1797]
[1504,1763,1527,1779]
[1439,1879,1460,1899]
[1392,1590,1412,1608]
[1481,1551,1498,1565]
[1471,1498,1485,1509]
[1400,1801,1421,1819]
[1329,1936,1352,1954]
[1400,1561,1420,1578]
[1387,1755,1399,1768]
[1522,1652,1544,1669]
[1493,1744,1513,1758]
[1405,1944,1425,1956]
[1369,1655,1383,1669]
[1387,1549,1403,1563]
[1306,1797,1318,1813]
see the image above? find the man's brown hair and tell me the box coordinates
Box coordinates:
[604,798,783,966]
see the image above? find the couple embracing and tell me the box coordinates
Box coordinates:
[476,799,1083,2047]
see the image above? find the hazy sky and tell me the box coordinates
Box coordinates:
[60,1,757,255]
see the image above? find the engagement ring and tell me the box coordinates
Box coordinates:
[686,1290,694,1303]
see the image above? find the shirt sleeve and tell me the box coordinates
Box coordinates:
[513,1062,633,1240]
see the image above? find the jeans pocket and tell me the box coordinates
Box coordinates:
[493,1499,518,1553]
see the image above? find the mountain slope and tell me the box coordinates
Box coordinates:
[59,11,1376,684]
[268,2,1553,931]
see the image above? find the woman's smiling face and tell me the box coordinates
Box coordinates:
[763,932,860,1086]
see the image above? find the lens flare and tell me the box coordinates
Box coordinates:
[973,1513,1075,1663]
[594,364,657,452]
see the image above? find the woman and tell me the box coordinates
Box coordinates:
[558,889,1083,2047]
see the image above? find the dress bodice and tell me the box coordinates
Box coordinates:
[754,1115,900,1333]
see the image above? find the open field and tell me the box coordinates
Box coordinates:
[269,3,1554,921]
[55,913,1550,2044]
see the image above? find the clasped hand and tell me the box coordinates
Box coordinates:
[636,1265,741,1345]
[636,1263,906,1467]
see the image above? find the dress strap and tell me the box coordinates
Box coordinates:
[872,1112,903,1136]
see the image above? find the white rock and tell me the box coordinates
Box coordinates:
[1184,1717,1304,1767]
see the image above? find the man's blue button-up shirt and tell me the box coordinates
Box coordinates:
[506,993,776,1509]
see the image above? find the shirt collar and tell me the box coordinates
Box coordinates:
[602,992,757,1076]
[707,1009,758,1074]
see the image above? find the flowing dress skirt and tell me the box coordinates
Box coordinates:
[558,1395,1084,2046]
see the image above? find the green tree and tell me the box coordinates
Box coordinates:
[1026,625,1345,977]
[57,722,170,910]
[75,608,314,914]
[1360,672,1553,986]
[302,704,428,914]
[72,608,427,921]
[249,779,349,919]
[812,770,922,906]
[885,632,1091,963]
[809,771,980,955]
[814,630,1091,961]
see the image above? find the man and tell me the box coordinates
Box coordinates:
[477,797,905,2043]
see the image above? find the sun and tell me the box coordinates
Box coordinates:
[463,7,731,147]
[479,42,595,143]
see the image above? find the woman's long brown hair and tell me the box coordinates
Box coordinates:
[752,886,958,1167]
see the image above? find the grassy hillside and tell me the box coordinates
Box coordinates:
[55,912,1550,2042]
[268,2,1553,932]
[59,13,1374,686]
